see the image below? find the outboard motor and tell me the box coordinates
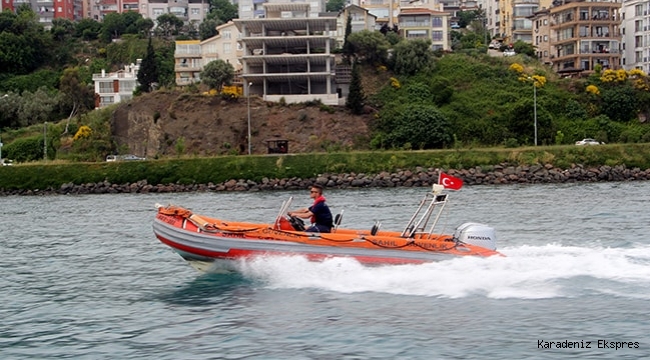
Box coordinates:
[454,222,497,250]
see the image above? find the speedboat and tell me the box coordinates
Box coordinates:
[152,184,503,273]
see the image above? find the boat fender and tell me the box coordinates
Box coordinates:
[370,222,381,236]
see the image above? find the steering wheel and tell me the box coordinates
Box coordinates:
[288,216,305,231]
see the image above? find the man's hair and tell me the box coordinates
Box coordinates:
[311,184,324,193]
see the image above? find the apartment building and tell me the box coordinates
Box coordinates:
[398,7,451,50]
[549,0,622,73]
[621,0,650,73]
[336,5,377,48]
[234,1,342,105]
[1,0,82,29]
[92,61,140,108]
[90,0,209,22]
[174,40,202,86]
[530,8,552,63]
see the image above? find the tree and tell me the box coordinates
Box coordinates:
[122,11,144,35]
[207,0,238,24]
[601,84,638,122]
[200,60,234,91]
[512,40,535,57]
[59,68,95,134]
[17,87,61,127]
[392,39,435,76]
[199,19,220,40]
[75,18,102,40]
[346,62,364,115]
[346,30,390,65]
[135,18,154,37]
[377,103,452,149]
[0,91,22,128]
[51,18,75,42]
[156,13,184,38]
[341,15,353,64]
[457,10,479,28]
[137,37,158,93]
[326,0,345,12]
[101,12,126,42]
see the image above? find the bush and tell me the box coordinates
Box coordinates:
[3,136,45,162]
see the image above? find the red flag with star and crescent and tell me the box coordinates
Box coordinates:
[438,172,463,190]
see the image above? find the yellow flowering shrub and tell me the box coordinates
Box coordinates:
[633,78,650,91]
[390,77,401,89]
[377,65,387,72]
[628,68,646,78]
[73,125,92,140]
[221,85,242,98]
[600,69,617,83]
[531,75,546,87]
[586,84,600,95]
[615,69,628,82]
[509,63,524,73]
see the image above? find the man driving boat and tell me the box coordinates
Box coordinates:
[288,184,333,233]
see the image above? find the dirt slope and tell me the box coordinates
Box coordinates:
[111,91,374,157]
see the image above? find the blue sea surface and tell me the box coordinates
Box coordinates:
[1,182,649,359]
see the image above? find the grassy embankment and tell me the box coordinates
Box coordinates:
[1,144,649,191]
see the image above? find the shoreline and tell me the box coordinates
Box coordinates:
[2,163,649,196]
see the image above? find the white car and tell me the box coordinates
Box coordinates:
[575,138,603,145]
[503,49,516,57]
[106,154,146,161]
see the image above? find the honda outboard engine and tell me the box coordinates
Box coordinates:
[454,222,497,250]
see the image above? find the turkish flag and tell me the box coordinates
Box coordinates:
[439,172,463,190]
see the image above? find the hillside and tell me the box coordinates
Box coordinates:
[111,91,375,157]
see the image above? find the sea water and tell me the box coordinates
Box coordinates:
[1,182,649,359]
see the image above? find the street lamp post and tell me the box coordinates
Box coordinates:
[44,122,47,160]
[247,82,252,155]
[528,76,538,146]
[533,80,537,146]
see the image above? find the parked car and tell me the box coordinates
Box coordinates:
[503,49,516,57]
[575,138,603,145]
[1,159,13,166]
[122,154,146,161]
[489,41,501,49]
[106,154,146,162]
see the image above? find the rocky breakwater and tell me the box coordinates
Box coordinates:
[2,163,649,196]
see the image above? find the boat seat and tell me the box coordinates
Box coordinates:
[333,210,344,232]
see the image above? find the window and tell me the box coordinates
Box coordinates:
[432,30,443,41]
[100,96,114,104]
[153,8,164,15]
[544,35,548,42]
[223,43,231,54]
[120,81,135,92]
[222,30,231,39]
[406,29,427,38]
[191,8,199,15]
[432,17,442,27]
[99,82,113,93]
[368,8,388,18]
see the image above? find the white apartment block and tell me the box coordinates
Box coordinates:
[92,61,141,108]
[621,0,650,73]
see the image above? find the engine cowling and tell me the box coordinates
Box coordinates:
[454,222,497,250]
